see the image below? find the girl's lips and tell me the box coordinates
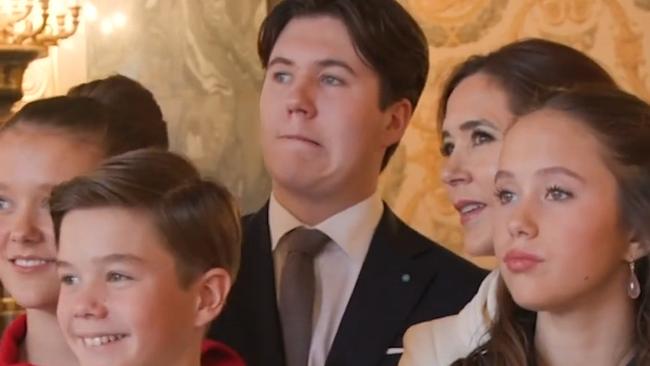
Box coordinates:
[503,249,544,273]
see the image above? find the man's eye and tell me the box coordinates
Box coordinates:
[320,75,344,86]
[272,72,291,83]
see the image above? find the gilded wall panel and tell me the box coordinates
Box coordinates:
[85,0,269,214]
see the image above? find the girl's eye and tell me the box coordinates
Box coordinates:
[0,197,12,211]
[495,188,516,205]
[320,75,345,86]
[545,186,573,201]
[106,272,133,282]
[440,141,454,157]
[471,130,495,146]
[60,274,79,286]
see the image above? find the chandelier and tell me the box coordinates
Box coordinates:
[0,0,81,115]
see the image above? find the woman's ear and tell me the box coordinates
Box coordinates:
[193,268,232,328]
[625,236,649,263]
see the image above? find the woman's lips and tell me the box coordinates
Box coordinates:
[454,200,487,225]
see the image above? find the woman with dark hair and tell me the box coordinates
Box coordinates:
[456,87,650,365]
[400,38,617,366]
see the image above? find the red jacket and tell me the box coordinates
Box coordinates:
[0,314,244,366]
[0,314,33,366]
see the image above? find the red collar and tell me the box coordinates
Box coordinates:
[0,314,35,366]
[201,339,245,366]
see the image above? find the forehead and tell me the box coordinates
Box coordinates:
[501,108,611,175]
[0,126,104,188]
[270,15,364,67]
[58,207,171,265]
[443,73,515,133]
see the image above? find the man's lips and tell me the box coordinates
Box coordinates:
[278,134,321,146]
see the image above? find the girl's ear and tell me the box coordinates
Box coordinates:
[193,268,232,328]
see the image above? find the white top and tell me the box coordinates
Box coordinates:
[398,270,500,366]
[269,191,384,366]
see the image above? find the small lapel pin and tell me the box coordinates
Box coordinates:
[401,273,411,283]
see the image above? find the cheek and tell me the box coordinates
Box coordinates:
[472,144,502,190]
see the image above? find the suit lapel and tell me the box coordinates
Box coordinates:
[325,206,438,366]
[239,204,286,365]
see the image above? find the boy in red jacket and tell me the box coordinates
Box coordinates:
[50,149,244,366]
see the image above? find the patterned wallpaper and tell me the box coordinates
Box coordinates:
[26,0,650,266]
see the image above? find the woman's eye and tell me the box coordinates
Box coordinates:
[471,130,495,146]
[60,274,79,286]
[440,141,454,157]
[106,272,133,282]
[545,186,573,201]
[495,188,516,205]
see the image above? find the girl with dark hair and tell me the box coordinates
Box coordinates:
[457,87,650,366]
[400,38,617,365]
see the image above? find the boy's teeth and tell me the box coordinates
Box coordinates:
[14,258,48,267]
[81,334,126,347]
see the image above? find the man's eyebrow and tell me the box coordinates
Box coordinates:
[267,56,294,68]
[317,59,357,76]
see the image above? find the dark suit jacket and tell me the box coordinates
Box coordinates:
[208,202,487,366]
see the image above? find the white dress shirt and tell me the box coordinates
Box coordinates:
[269,191,384,366]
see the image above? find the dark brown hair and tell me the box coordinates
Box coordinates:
[67,74,169,150]
[455,87,650,365]
[259,0,429,169]
[438,38,617,133]
[50,149,242,287]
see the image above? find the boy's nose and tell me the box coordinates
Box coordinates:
[73,288,109,320]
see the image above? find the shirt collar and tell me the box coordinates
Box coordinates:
[269,191,384,264]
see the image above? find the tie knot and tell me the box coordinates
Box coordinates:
[283,227,329,256]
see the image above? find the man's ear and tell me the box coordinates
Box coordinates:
[382,98,413,148]
[193,268,232,328]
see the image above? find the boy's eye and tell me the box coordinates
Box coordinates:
[495,188,516,205]
[60,274,79,286]
[0,197,12,211]
[440,141,454,157]
[471,130,495,146]
[320,74,344,86]
[106,272,133,282]
[545,186,573,201]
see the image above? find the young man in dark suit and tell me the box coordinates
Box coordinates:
[209,1,487,365]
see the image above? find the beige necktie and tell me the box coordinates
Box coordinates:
[278,227,329,366]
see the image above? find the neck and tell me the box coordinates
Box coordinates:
[272,182,377,226]
[534,274,636,366]
[23,308,79,366]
